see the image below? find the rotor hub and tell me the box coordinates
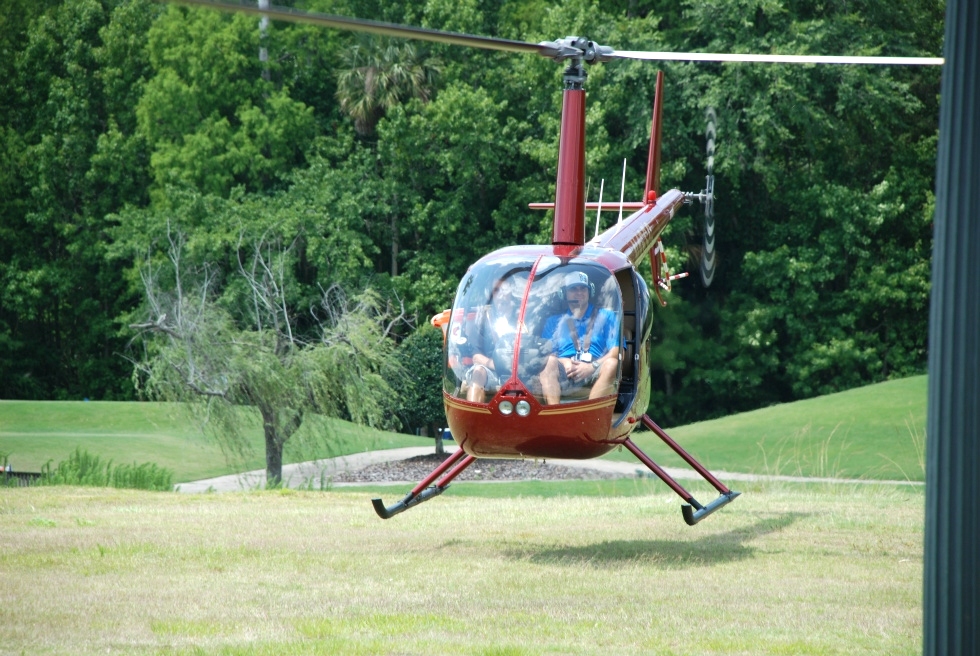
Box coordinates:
[538,36,614,89]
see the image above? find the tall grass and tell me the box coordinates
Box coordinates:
[755,421,851,479]
[39,447,174,491]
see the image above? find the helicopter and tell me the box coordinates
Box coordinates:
[174,1,943,525]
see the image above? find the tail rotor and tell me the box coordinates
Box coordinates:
[700,107,717,287]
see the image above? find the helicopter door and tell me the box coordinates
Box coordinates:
[612,268,651,418]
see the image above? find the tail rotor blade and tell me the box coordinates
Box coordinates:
[700,108,717,287]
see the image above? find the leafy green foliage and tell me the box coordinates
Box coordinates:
[1,0,941,428]
[40,447,174,491]
[336,35,442,136]
[634,0,941,424]
[138,5,316,197]
[394,324,446,435]
[378,82,531,314]
[0,0,158,400]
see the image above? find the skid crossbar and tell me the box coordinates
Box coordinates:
[624,415,741,525]
[372,450,476,519]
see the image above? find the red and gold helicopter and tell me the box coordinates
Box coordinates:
[176,1,943,524]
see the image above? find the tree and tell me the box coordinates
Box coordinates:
[336,35,442,136]
[377,82,533,316]
[137,4,316,198]
[130,226,407,483]
[0,0,157,399]
[0,0,942,426]
[630,0,942,422]
[393,324,447,453]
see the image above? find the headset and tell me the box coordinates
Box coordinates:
[558,271,596,301]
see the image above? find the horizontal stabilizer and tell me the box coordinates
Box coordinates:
[529,201,647,211]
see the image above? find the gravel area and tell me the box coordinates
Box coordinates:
[330,453,627,483]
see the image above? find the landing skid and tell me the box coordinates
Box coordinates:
[372,415,739,525]
[372,448,475,519]
[627,414,740,525]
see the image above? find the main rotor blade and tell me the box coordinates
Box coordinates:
[612,50,944,66]
[171,0,545,55]
[169,2,944,66]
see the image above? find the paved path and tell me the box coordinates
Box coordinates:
[175,446,923,493]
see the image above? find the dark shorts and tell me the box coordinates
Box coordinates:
[557,360,600,392]
[464,364,500,392]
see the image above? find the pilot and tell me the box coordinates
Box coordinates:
[463,277,520,402]
[539,271,620,404]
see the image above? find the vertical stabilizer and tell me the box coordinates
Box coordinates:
[643,71,664,202]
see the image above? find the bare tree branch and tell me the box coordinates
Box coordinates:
[129,225,409,484]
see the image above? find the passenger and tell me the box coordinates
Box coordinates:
[539,272,620,404]
[463,277,520,403]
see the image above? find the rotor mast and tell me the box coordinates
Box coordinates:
[544,37,612,247]
[552,50,587,246]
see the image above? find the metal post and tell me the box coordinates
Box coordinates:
[924,1,980,653]
[258,0,270,82]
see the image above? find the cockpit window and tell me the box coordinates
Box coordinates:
[445,256,623,406]
[444,257,531,400]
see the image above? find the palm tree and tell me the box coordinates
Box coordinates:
[336,35,442,136]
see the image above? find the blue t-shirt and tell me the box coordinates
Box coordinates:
[542,305,620,360]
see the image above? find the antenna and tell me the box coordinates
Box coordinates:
[594,179,605,239]
[617,159,627,224]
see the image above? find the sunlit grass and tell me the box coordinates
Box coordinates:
[0,482,923,655]
[0,400,431,482]
[616,376,927,482]
[2,376,926,486]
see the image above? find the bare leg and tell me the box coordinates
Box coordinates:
[589,357,620,399]
[539,355,562,405]
[466,366,489,403]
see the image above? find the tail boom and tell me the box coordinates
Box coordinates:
[591,189,686,266]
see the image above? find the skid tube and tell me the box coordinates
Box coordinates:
[372,449,476,519]
[624,414,741,525]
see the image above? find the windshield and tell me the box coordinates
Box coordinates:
[445,256,623,406]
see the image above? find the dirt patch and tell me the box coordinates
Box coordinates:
[330,453,626,483]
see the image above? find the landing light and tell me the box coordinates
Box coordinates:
[516,400,532,416]
[499,400,514,415]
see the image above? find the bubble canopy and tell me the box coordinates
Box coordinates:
[444,252,624,407]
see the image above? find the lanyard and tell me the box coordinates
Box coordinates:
[564,306,598,358]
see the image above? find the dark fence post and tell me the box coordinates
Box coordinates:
[924,1,980,654]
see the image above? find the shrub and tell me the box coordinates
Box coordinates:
[40,448,174,491]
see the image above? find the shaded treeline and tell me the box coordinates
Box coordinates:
[0,0,941,425]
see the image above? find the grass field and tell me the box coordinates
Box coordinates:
[0,480,923,655]
[0,378,926,654]
[1,375,926,484]
[620,375,927,482]
[0,401,432,482]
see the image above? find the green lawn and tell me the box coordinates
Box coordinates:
[0,379,928,654]
[0,483,924,655]
[0,401,431,482]
[615,375,926,482]
[1,375,927,484]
